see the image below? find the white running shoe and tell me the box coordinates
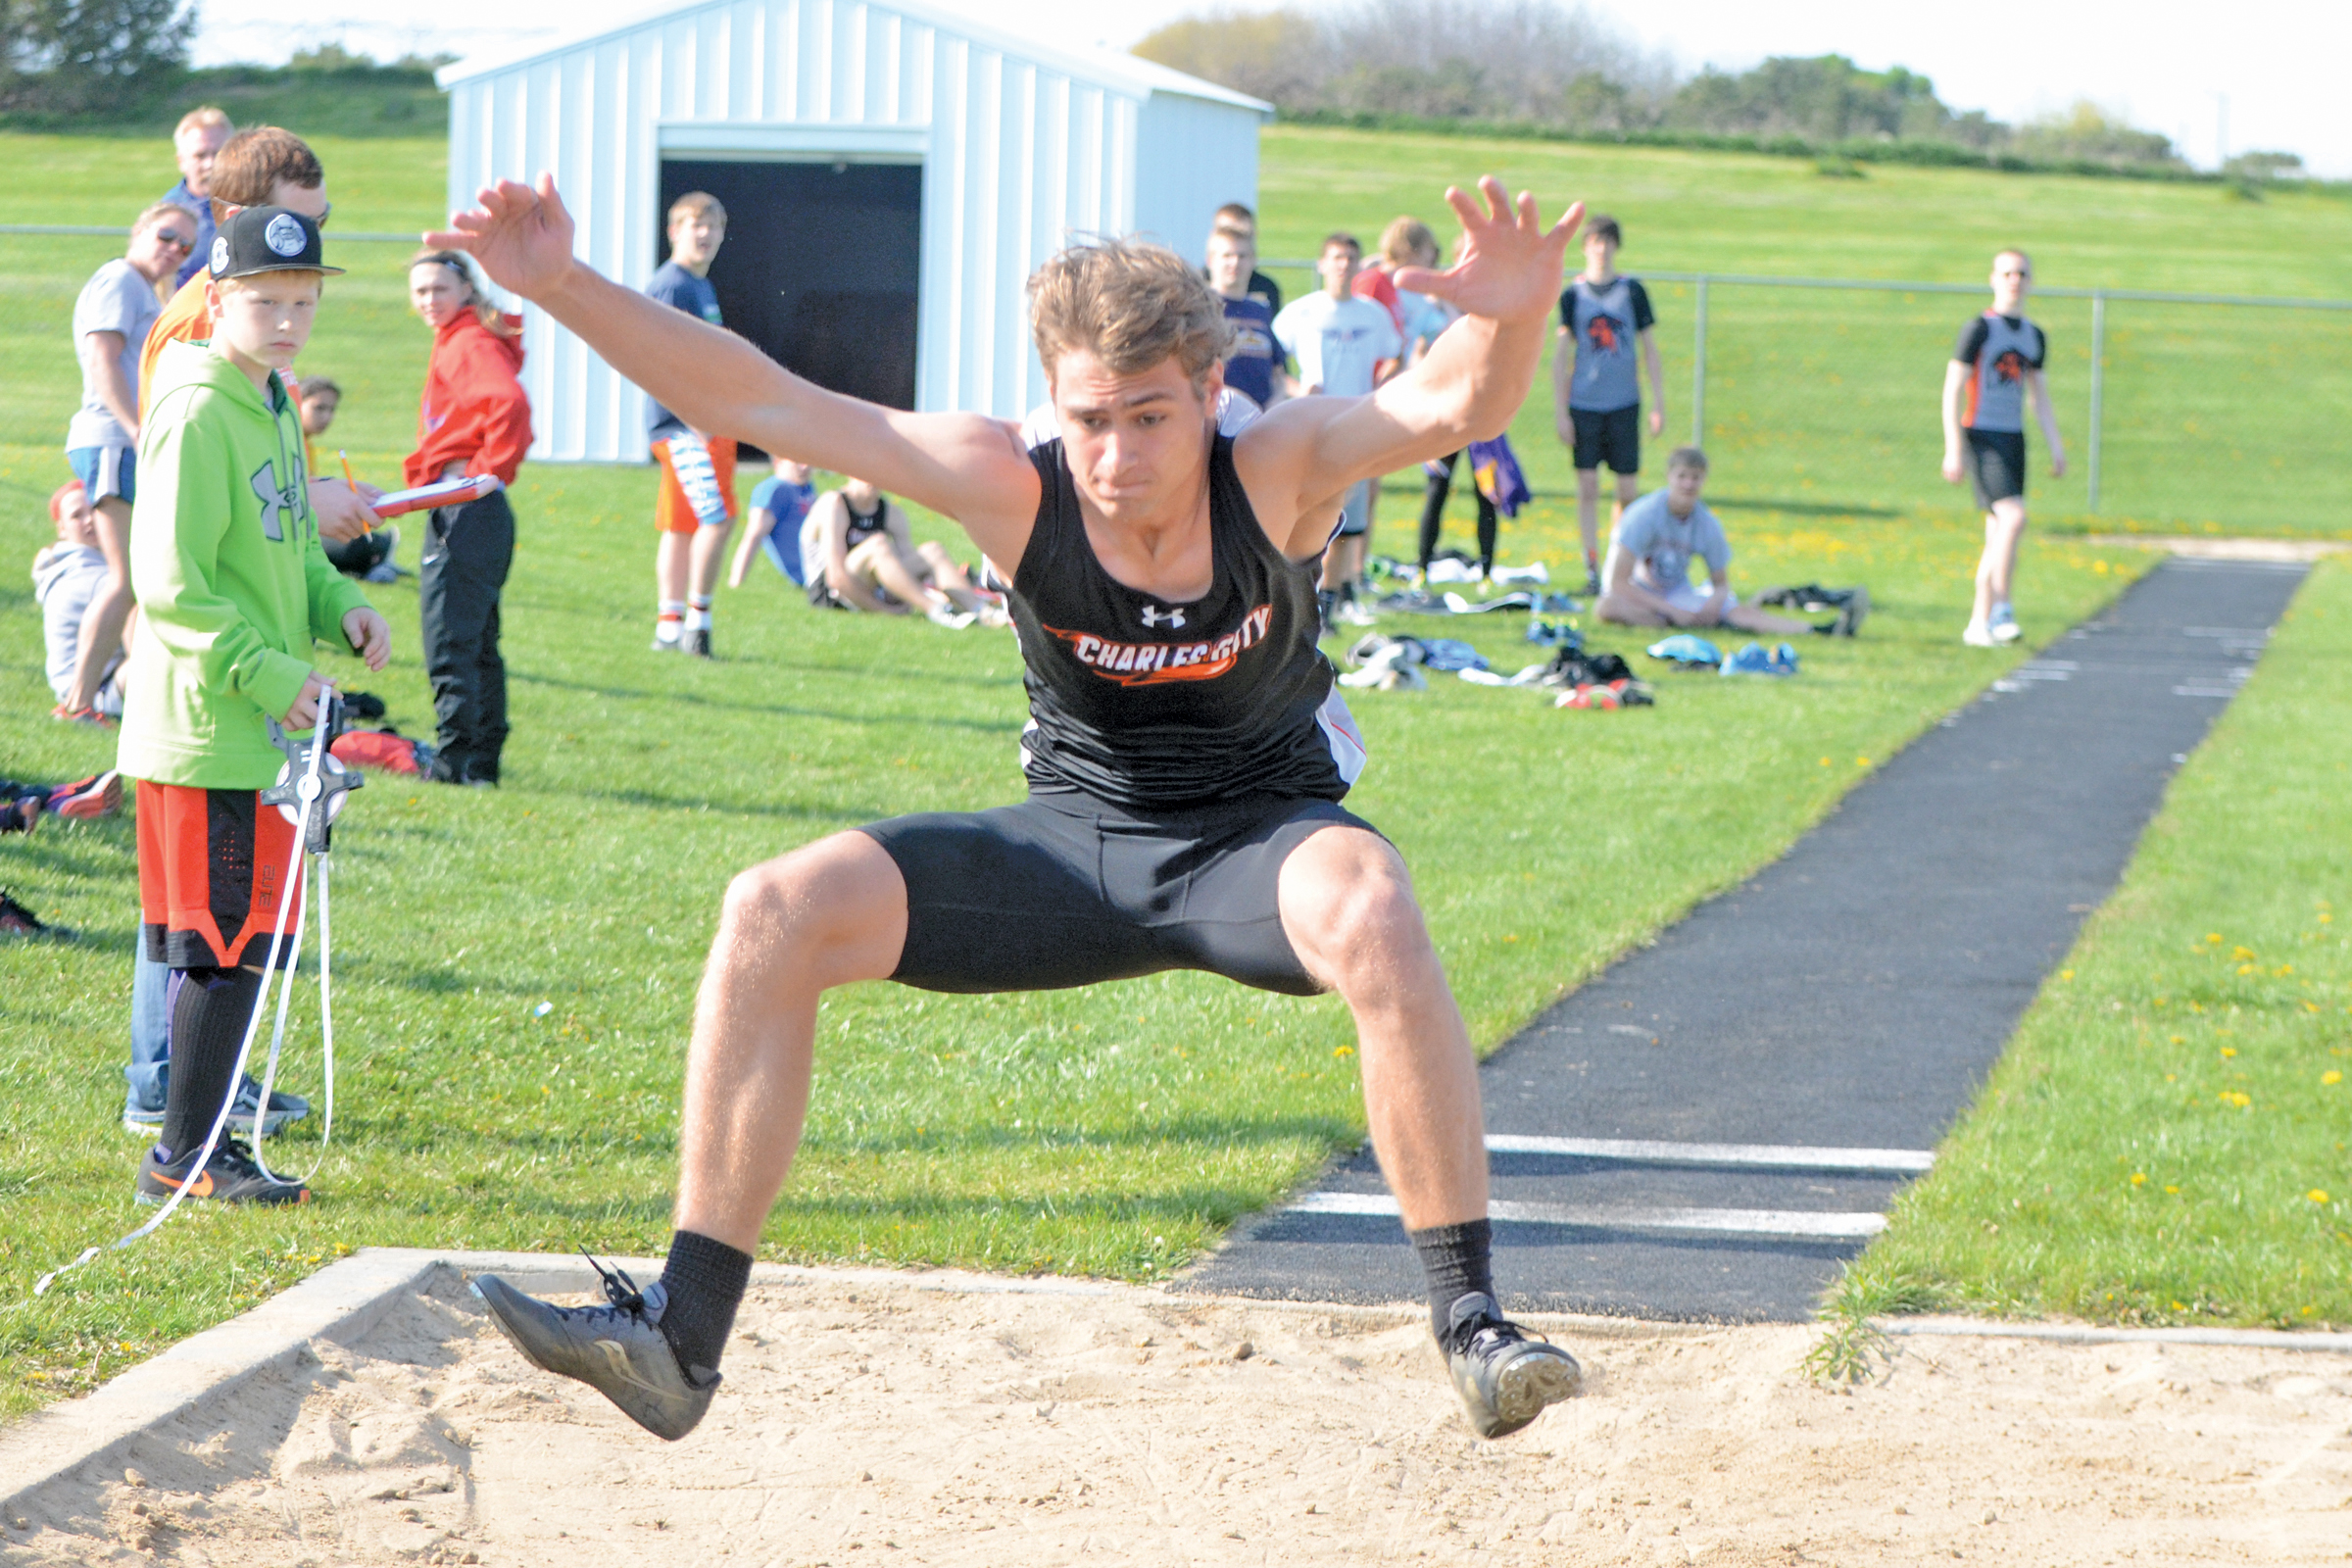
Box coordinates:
[1961,621,1996,648]
[1988,603,2022,643]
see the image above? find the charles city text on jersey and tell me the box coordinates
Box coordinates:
[1043,604,1276,688]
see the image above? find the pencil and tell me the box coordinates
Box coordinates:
[340,449,375,533]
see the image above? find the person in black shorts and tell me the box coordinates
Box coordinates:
[1941,248,2064,647]
[1551,215,1664,596]
[432,173,1589,1445]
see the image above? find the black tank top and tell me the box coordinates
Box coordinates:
[1009,435,1349,808]
[843,494,888,548]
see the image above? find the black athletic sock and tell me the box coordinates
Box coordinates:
[158,966,260,1160]
[1409,1218,1496,1344]
[1475,498,1498,577]
[656,1230,754,1376]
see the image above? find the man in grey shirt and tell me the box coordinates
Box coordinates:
[1596,447,1853,637]
[59,199,194,720]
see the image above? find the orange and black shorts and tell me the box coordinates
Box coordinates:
[652,429,738,534]
[136,781,305,970]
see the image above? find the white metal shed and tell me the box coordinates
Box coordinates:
[435,0,1271,463]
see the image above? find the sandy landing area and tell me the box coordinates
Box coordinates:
[7,1268,2350,1567]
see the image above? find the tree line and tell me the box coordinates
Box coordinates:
[1137,0,2285,176]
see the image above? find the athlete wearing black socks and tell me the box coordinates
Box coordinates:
[433,173,1589,1443]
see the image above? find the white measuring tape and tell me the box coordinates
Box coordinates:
[34,692,353,1297]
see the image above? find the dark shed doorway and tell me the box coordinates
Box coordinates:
[657,158,922,413]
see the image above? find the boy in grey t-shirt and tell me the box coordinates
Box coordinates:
[60,200,197,720]
[1596,447,1858,637]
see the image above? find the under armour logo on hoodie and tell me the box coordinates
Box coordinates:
[1140,604,1186,630]
[249,459,300,542]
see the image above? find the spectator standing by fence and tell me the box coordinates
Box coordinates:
[161,107,232,288]
[1553,214,1665,598]
[407,250,532,786]
[1207,226,1282,409]
[1943,248,2063,647]
[57,200,198,723]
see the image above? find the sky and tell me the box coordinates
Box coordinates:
[190,0,2352,178]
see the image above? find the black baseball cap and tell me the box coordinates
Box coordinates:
[209,205,343,281]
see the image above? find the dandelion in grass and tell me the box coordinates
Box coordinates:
[2325,1071,2343,1086]
[2310,1191,2331,1205]
[2165,1185,2180,1195]
[2130,1172,2146,1186]
[2222,1047,2237,1058]
[2060,968,2075,981]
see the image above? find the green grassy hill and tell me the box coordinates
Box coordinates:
[3,121,2348,533]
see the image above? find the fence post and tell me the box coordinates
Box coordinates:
[1690,276,1708,448]
[2087,291,2106,514]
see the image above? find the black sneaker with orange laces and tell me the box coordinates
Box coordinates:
[135,1137,312,1205]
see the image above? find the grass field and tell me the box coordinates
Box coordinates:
[1,121,2345,1418]
[1845,559,2352,1331]
[4,124,2352,532]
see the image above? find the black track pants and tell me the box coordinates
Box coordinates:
[418,489,514,783]
[1419,451,1498,572]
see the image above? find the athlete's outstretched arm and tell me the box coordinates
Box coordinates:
[1236,178,1581,556]
[426,176,1039,560]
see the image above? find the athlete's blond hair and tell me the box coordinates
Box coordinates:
[174,105,232,143]
[1028,235,1230,387]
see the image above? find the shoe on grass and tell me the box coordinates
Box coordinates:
[685,627,714,658]
[1442,1292,1582,1440]
[48,770,122,820]
[1961,621,1996,648]
[1831,586,1869,637]
[0,888,70,938]
[135,1137,311,1205]
[1988,602,2021,643]
[473,1255,719,1442]
[51,703,117,729]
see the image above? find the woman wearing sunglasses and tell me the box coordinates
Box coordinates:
[55,200,200,725]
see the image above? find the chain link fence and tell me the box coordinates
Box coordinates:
[1266,260,2352,536]
[10,226,2349,536]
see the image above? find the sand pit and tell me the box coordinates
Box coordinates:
[7,1266,2351,1567]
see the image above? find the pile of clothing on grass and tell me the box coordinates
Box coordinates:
[1340,634,1653,709]
[1644,633,1803,678]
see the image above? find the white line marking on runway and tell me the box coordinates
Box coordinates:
[1286,1191,1887,1240]
[1483,1135,1936,1173]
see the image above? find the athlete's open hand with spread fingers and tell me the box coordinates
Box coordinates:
[1236,178,1583,557]
[1392,177,1584,326]
[425,175,582,304]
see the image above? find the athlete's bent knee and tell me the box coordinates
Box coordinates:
[718,832,905,974]
[1280,831,1431,989]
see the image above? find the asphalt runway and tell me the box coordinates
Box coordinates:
[1191,558,2311,1322]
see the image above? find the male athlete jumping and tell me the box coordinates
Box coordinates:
[433,173,1587,1443]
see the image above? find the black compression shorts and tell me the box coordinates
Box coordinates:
[1571,403,1641,474]
[1964,428,2027,508]
[862,788,1380,997]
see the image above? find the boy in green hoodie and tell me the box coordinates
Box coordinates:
[120,205,391,1205]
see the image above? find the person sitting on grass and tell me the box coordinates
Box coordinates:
[1595,447,1865,638]
[727,457,820,588]
[36,480,135,719]
[295,376,398,582]
[118,206,391,1210]
[803,476,1001,626]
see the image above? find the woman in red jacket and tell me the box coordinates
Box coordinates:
[407,249,531,785]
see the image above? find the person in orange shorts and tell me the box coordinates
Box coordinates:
[646,191,736,658]
[119,207,390,1206]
